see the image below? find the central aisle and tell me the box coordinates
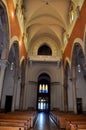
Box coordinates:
[33,112,58,130]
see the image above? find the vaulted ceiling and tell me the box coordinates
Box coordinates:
[22,0,84,57]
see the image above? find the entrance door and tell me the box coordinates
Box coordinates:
[37,73,50,112]
[38,97,49,111]
[5,95,12,112]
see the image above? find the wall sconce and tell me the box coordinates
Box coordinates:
[10,62,14,71]
[77,64,81,73]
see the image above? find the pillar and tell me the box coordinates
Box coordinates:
[11,66,19,111]
[64,84,68,112]
[0,59,7,105]
[72,66,77,114]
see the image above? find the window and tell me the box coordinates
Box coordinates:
[38,97,48,110]
[39,84,48,93]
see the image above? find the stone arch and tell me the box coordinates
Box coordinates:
[1,42,20,112]
[71,42,85,70]
[37,72,51,111]
[71,38,84,63]
[0,1,9,59]
[71,43,86,114]
[30,36,60,56]
[38,44,52,55]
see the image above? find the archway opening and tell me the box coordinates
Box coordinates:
[38,44,52,55]
[0,3,9,59]
[37,73,50,112]
[72,44,86,114]
[1,42,19,112]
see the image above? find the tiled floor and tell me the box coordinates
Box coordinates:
[33,112,61,130]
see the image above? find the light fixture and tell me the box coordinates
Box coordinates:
[77,64,81,72]
[10,62,14,71]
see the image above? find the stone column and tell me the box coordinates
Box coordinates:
[64,84,68,112]
[0,59,7,105]
[19,83,25,110]
[63,73,68,112]
[11,67,18,111]
[72,66,77,114]
[23,61,29,110]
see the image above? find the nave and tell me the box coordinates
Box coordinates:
[33,112,59,130]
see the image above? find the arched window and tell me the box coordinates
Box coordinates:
[38,44,52,55]
[0,3,9,59]
[37,73,51,111]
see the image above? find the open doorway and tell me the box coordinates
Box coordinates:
[5,95,12,113]
[37,73,50,112]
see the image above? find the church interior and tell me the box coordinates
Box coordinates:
[0,0,86,130]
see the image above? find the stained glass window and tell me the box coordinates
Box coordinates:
[38,97,48,110]
[39,84,48,93]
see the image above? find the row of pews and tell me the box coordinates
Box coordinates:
[50,110,86,130]
[0,110,37,130]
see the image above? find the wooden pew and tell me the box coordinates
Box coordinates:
[50,111,74,128]
[8,110,36,127]
[66,120,86,130]
[15,110,36,127]
[50,110,86,129]
[0,126,24,130]
[77,129,86,130]
[71,123,86,130]
[0,110,36,128]
[0,119,28,128]
[0,114,30,128]
[0,119,28,130]
[60,115,86,129]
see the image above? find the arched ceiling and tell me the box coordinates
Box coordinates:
[22,0,81,57]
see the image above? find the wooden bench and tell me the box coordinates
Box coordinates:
[71,123,86,130]
[0,126,24,130]
[50,111,86,129]
[0,114,30,127]
[50,111,74,128]
[61,115,86,128]
[0,112,35,130]
[66,121,86,130]
[0,120,27,130]
[8,110,36,127]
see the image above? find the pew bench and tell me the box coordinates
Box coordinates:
[50,111,86,129]
[70,123,86,130]
[8,110,36,127]
[0,110,36,128]
[58,114,86,128]
[0,114,30,129]
[0,126,24,130]
[65,120,86,130]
